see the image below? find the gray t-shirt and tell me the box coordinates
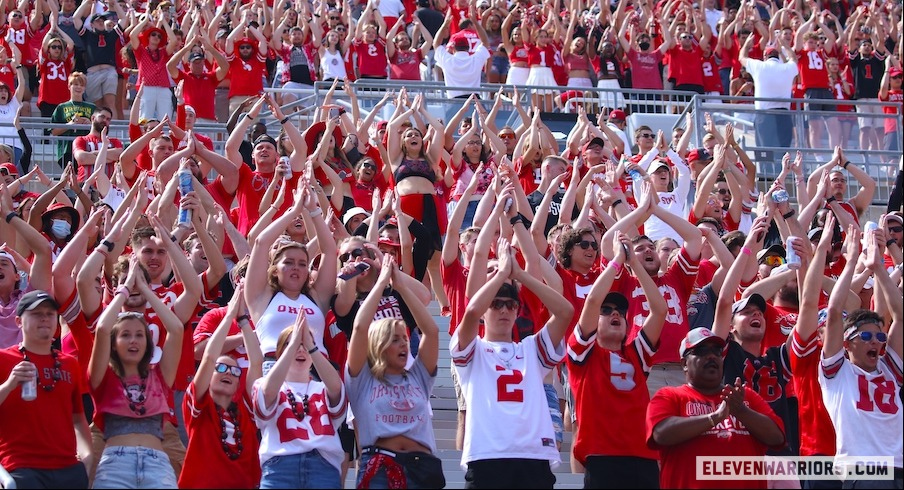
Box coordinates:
[345,357,437,452]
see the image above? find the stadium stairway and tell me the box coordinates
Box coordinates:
[344,302,585,489]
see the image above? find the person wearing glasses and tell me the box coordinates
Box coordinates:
[180,284,263,489]
[244,182,336,369]
[88,257,185,489]
[820,227,903,487]
[224,18,269,116]
[566,232,667,489]
[451,238,573,488]
[884,213,903,271]
[130,16,178,121]
[37,18,77,119]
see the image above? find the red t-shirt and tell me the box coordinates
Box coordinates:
[179,383,261,488]
[796,48,830,90]
[73,134,125,181]
[647,384,785,489]
[3,23,37,66]
[353,39,389,78]
[227,52,267,98]
[701,54,722,93]
[38,53,75,105]
[556,263,601,331]
[234,164,302,235]
[389,49,423,80]
[442,258,469,335]
[527,43,556,67]
[0,347,84,471]
[667,44,704,86]
[509,43,529,64]
[177,69,220,121]
[568,329,658,464]
[789,329,836,456]
[626,48,664,90]
[881,88,903,133]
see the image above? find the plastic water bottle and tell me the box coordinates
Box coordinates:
[864,221,878,234]
[627,168,643,182]
[177,170,194,228]
[786,236,801,270]
[772,189,789,204]
[280,156,292,180]
[21,376,37,401]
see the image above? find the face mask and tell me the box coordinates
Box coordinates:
[51,219,71,239]
[639,41,651,51]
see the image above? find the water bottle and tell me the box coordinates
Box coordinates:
[177,170,194,228]
[21,375,37,402]
[786,236,801,270]
[772,189,789,204]
[864,221,878,234]
[280,156,292,180]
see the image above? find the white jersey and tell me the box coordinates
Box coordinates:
[450,326,564,468]
[819,348,903,470]
[633,148,691,244]
[252,378,347,469]
[255,292,326,355]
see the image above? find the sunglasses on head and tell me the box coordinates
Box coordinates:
[848,331,887,343]
[600,305,627,316]
[577,240,599,251]
[339,247,370,262]
[889,226,903,233]
[215,362,242,377]
[490,298,520,310]
[762,255,784,267]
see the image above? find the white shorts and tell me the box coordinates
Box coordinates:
[525,66,558,94]
[567,77,594,88]
[506,65,530,86]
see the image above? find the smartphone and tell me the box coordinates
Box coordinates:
[338,262,370,280]
[329,107,340,118]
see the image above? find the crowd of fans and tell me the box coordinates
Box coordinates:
[0,0,902,489]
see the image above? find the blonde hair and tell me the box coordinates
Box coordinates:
[367,319,408,383]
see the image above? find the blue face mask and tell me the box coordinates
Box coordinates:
[51,219,71,239]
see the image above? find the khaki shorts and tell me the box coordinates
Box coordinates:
[855,99,884,128]
[86,66,118,102]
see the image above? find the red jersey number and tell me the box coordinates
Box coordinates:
[496,367,524,403]
[855,375,899,414]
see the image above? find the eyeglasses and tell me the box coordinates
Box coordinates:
[466,140,481,145]
[600,305,627,316]
[490,298,520,310]
[215,362,242,377]
[848,331,888,343]
[498,133,516,140]
[577,240,599,251]
[339,248,369,262]
[639,133,655,139]
[762,255,784,267]
[889,226,903,233]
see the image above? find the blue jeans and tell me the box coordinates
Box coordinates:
[357,453,427,489]
[544,382,563,444]
[259,450,341,489]
[92,446,177,489]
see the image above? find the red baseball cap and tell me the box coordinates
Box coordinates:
[0,162,17,175]
[608,109,627,121]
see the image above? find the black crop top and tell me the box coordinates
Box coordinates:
[394,157,436,184]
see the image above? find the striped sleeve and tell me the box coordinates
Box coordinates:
[676,247,700,277]
[779,344,792,382]
[252,379,280,422]
[534,326,565,370]
[631,330,657,375]
[327,383,348,422]
[820,349,846,380]
[881,348,903,386]
[791,328,820,359]
[449,331,477,368]
[567,325,596,365]
[185,382,203,419]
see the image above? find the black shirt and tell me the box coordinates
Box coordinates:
[848,51,886,99]
[80,27,122,68]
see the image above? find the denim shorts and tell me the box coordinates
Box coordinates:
[544,382,564,444]
[259,450,341,489]
[92,446,177,489]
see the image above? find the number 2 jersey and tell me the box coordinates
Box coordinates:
[450,326,564,468]
[819,347,903,469]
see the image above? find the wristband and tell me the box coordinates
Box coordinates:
[115,286,130,298]
[826,195,837,204]
[310,208,323,217]
[280,115,290,125]
[237,314,251,324]
[308,346,319,354]
[782,209,795,220]
[842,161,850,169]
[102,239,115,252]
[509,214,522,226]
[887,239,897,248]
[95,248,109,260]
[611,199,623,208]
[4,212,17,223]
[742,246,752,256]
[609,261,623,273]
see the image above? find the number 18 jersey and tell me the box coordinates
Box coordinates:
[450,326,564,468]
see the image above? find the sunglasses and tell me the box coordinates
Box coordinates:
[716,188,730,195]
[336,27,347,31]
[50,45,63,50]
[498,133,516,140]
[150,32,162,38]
[639,133,655,138]
[600,305,627,316]
[11,13,22,18]
[577,240,599,251]
[762,255,785,267]
[239,45,254,49]
[889,226,903,233]
[215,363,242,377]
[680,35,692,40]
[361,162,376,169]
[848,331,888,343]
[490,298,520,310]
[339,247,371,262]
[329,16,340,19]
[689,344,724,357]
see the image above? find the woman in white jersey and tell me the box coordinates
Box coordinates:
[346,254,443,488]
[245,179,337,367]
[253,310,347,489]
[450,238,573,488]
